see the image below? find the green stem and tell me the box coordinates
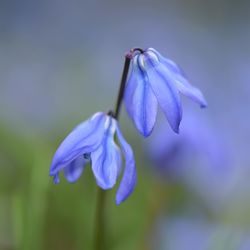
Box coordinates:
[94,188,107,250]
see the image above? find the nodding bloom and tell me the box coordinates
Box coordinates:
[49,112,136,205]
[124,48,207,137]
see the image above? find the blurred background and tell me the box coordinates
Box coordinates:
[0,0,250,249]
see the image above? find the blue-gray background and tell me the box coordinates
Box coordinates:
[0,1,250,250]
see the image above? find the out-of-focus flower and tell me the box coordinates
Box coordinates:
[147,112,225,176]
[124,48,207,137]
[146,111,232,209]
[151,216,250,250]
[50,112,136,205]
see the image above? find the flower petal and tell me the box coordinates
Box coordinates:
[91,118,122,189]
[53,174,60,184]
[50,112,106,176]
[125,55,158,137]
[147,48,207,108]
[141,54,182,133]
[124,58,138,119]
[147,48,185,76]
[174,77,207,108]
[63,155,86,183]
[115,123,137,205]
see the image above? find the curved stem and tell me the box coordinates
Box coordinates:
[112,48,144,119]
[93,48,143,250]
[114,55,132,119]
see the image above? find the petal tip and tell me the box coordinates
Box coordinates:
[136,118,156,137]
[115,193,128,205]
[141,129,153,138]
[115,184,136,205]
[174,127,180,134]
[96,179,116,190]
[200,101,208,108]
[171,120,181,134]
[53,174,60,184]
[67,178,78,184]
[115,198,122,205]
[49,169,56,176]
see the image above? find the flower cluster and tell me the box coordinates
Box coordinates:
[49,47,207,204]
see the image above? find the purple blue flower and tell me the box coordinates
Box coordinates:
[146,110,232,210]
[124,48,207,137]
[49,112,136,205]
[152,216,250,250]
[147,112,225,177]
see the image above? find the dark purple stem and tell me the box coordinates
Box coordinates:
[112,48,144,119]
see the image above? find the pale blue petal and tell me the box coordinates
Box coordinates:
[63,155,86,183]
[174,77,207,108]
[53,174,60,184]
[132,81,158,137]
[91,118,122,189]
[115,123,137,205]
[50,112,106,176]
[141,54,182,133]
[124,57,138,119]
[147,48,207,108]
[147,48,185,76]
[126,55,158,136]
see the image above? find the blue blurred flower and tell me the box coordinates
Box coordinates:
[147,112,225,177]
[152,216,250,250]
[50,112,136,205]
[146,110,232,210]
[124,48,207,137]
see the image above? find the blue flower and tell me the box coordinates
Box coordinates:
[147,111,228,178]
[146,110,231,208]
[49,112,136,205]
[153,216,249,250]
[124,48,207,137]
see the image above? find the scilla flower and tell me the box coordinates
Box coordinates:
[49,112,136,205]
[125,48,207,137]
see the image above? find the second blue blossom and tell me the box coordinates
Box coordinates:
[124,48,207,137]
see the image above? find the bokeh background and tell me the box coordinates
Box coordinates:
[0,0,250,249]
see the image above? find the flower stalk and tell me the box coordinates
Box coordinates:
[93,49,138,250]
[93,188,107,250]
[114,55,131,119]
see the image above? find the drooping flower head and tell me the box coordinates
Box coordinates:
[50,112,136,205]
[124,48,207,137]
